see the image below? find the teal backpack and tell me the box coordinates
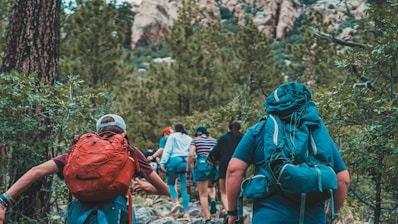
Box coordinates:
[239,82,338,224]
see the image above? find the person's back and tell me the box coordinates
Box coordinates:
[188,126,218,223]
[210,121,242,179]
[208,121,242,214]
[164,132,192,158]
[159,123,192,220]
[233,122,342,223]
[226,83,350,224]
[191,136,217,157]
[0,114,169,224]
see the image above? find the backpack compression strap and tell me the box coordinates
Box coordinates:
[75,207,108,224]
[128,188,133,224]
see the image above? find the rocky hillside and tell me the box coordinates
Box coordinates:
[129,0,368,49]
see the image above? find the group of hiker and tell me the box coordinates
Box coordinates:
[0,82,350,224]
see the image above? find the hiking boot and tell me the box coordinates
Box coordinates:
[170,202,182,213]
[210,199,217,214]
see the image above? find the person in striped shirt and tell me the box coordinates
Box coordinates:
[187,126,218,224]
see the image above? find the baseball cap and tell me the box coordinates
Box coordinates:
[96,114,126,132]
[163,127,173,135]
[196,126,208,134]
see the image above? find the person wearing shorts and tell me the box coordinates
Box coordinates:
[187,126,217,223]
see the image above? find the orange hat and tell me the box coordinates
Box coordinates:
[163,127,173,135]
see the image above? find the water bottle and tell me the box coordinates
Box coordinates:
[186,179,191,194]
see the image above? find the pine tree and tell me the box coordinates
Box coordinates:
[59,0,134,87]
[333,2,398,223]
[285,11,351,87]
[231,19,284,99]
[148,0,238,116]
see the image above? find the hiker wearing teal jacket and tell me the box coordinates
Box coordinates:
[226,83,350,224]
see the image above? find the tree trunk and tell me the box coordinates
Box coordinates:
[1,0,60,222]
[1,0,60,84]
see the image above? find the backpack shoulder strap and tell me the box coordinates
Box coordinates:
[128,145,141,174]
[253,115,267,137]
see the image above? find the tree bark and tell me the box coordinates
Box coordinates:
[1,0,61,222]
[1,0,60,84]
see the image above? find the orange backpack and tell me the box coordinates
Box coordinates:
[63,132,139,202]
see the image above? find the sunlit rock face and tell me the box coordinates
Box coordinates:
[130,0,368,49]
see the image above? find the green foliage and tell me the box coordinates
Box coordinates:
[337,2,398,86]
[330,5,398,221]
[155,0,242,115]
[59,0,135,88]
[184,97,264,139]
[114,1,136,49]
[231,19,284,99]
[128,44,171,68]
[315,84,398,223]
[0,71,111,164]
[118,0,284,149]
[219,6,233,20]
[285,10,352,87]
[3,0,398,222]
[0,71,111,222]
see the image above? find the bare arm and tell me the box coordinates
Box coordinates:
[5,160,59,199]
[133,171,169,195]
[148,148,164,161]
[334,170,350,213]
[186,145,196,172]
[226,158,247,224]
[0,160,59,224]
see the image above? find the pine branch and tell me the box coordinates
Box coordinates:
[349,190,375,209]
[308,26,371,49]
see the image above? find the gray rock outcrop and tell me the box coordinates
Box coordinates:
[130,0,369,48]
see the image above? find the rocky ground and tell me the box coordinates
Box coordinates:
[133,194,252,224]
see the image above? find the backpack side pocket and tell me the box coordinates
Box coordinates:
[241,172,274,199]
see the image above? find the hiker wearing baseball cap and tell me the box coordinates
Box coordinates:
[0,114,169,224]
[187,126,218,223]
[96,114,127,132]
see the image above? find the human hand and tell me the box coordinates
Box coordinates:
[325,207,336,224]
[160,165,166,173]
[0,204,5,224]
[147,156,153,161]
[133,178,153,194]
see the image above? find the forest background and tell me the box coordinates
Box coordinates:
[0,0,397,223]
